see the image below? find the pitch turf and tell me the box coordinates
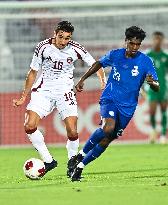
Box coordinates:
[0,144,168,205]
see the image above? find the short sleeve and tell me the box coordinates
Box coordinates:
[146,57,158,81]
[99,50,113,68]
[71,41,96,67]
[30,43,43,71]
[82,52,96,67]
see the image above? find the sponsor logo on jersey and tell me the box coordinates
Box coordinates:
[67,57,73,64]
[109,111,114,116]
[131,66,139,76]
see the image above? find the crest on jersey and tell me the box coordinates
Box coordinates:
[109,111,114,117]
[131,66,139,76]
[67,57,73,64]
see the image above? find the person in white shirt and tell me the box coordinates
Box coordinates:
[13,21,106,177]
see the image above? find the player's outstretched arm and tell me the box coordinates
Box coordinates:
[145,74,160,92]
[13,69,37,107]
[139,87,147,99]
[75,61,102,92]
[96,68,106,90]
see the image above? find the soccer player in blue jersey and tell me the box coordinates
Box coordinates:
[70,26,160,181]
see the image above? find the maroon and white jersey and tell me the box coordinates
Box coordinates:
[30,38,95,92]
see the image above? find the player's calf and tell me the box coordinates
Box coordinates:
[66,134,79,177]
[26,126,55,165]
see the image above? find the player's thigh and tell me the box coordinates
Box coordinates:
[102,118,116,133]
[149,101,158,115]
[100,99,117,132]
[100,99,118,119]
[159,101,167,112]
[26,91,55,119]
[158,89,168,111]
[113,113,132,139]
[56,90,78,120]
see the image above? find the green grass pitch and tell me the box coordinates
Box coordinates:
[0,144,168,205]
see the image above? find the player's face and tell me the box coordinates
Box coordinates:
[54,30,72,49]
[125,38,141,57]
[152,35,164,49]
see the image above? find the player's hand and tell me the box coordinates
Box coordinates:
[13,96,26,107]
[146,74,155,85]
[75,80,84,92]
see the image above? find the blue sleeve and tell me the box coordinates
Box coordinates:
[146,57,158,81]
[99,50,114,68]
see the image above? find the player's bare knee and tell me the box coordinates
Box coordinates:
[161,107,167,112]
[150,111,156,116]
[67,129,78,141]
[24,122,37,134]
[99,137,111,148]
[103,124,115,135]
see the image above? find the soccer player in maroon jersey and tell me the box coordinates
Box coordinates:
[13,21,106,177]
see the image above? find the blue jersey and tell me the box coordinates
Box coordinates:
[99,48,158,117]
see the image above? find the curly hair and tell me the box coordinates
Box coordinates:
[55,21,74,34]
[125,26,146,41]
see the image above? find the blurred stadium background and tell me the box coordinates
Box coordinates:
[0,0,167,146]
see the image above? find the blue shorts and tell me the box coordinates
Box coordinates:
[100,99,132,138]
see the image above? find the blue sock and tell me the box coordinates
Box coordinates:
[83,128,105,154]
[82,144,106,166]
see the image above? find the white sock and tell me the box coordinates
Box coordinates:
[79,150,86,157]
[27,129,53,163]
[77,162,85,169]
[66,138,79,159]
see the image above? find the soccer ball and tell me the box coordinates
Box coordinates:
[23,158,45,180]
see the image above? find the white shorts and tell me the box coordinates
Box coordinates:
[26,89,78,120]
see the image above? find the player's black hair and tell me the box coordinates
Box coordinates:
[152,31,164,37]
[125,26,146,41]
[55,21,74,34]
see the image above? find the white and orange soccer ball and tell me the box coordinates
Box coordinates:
[23,158,45,180]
